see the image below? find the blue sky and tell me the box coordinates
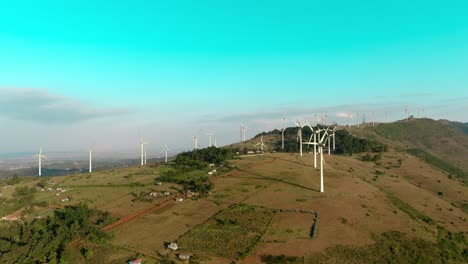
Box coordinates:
[0,0,467,155]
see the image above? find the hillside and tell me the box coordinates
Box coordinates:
[0,120,467,263]
[347,119,468,181]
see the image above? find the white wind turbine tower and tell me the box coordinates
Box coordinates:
[330,126,336,152]
[304,121,317,168]
[240,125,244,143]
[317,128,332,193]
[295,121,306,157]
[281,114,287,150]
[254,134,268,151]
[34,147,48,176]
[356,113,360,127]
[193,135,199,150]
[242,125,248,142]
[140,138,148,166]
[206,132,213,147]
[214,137,218,148]
[161,145,170,163]
[89,145,93,173]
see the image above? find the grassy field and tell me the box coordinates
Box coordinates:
[177,203,276,259]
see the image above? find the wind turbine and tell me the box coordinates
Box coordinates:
[34,147,47,176]
[295,121,306,157]
[304,126,331,193]
[254,134,268,151]
[240,125,244,143]
[332,126,336,151]
[242,125,248,142]
[281,114,286,150]
[214,137,218,148]
[193,135,199,150]
[356,113,360,127]
[89,145,93,173]
[304,121,317,168]
[140,138,148,166]
[317,128,332,193]
[206,132,213,147]
[161,145,170,163]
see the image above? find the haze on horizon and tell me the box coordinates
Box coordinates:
[1,0,467,155]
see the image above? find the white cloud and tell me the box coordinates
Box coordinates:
[0,88,132,123]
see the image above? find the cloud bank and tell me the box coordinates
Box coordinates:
[0,88,131,123]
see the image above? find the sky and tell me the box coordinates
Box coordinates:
[0,0,467,156]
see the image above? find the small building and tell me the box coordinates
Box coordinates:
[149,192,158,198]
[175,198,184,202]
[247,151,255,154]
[1,216,20,221]
[164,192,170,196]
[186,190,199,198]
[211,169,217,173]
[60,198,69,202]
[178,254,191,260]
[168,242,178,251]
[128,259,142,264]
[209,163,215,168]
[156,182,163,186]
[208,172,213,175]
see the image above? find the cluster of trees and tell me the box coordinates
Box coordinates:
[158,167,214,194]
[362,153,382,162]
[175,147,238,169]
[263,127,386,155]
[158,147,237,194]
[0,203,115,263]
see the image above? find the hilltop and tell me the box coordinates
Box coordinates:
[348,119,468,181]
[0,119,467,263]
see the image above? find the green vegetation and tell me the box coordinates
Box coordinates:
[261,254,303,264]
[306,230,467,264]
[387,193,434,225]
[157,147,236,193]
[362,153,382,162]
[6,175,22,185]
[157,168,214,194]
[407,148,467,182]
[175,147,238,169]
[0,185,41,216]
[334,130,387,155]
[259,127,385,155]
[177,204,276,259]
[0,203,115,263]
